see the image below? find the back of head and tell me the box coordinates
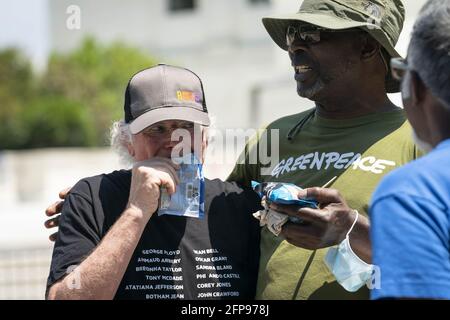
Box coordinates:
[408,0,450,110]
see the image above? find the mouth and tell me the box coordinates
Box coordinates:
[295,65,313,74]
[294,64,315,82]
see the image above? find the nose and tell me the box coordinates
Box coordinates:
[288,42,308,55]
[162,137,179,148]
[160,130,180,147]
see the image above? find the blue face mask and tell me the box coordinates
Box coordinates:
[324,211,374,292]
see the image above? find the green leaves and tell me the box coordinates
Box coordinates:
[0,38,158,150]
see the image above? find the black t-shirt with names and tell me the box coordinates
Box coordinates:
[47,170,262,300]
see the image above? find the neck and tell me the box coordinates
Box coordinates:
[427,103,450,147]
[314,87,398,120]
[432,133,450,148]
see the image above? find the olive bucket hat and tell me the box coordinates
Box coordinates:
[262,0,405,93]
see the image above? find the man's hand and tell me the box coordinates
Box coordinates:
[47,158,180,300]
[271,187,371,263]
[45,187,71,242]
[47,159,180,300]
[127,157,180,222]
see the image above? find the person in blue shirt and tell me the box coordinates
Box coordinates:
[370,0,450,300]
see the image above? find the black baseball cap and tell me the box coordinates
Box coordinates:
[124,64,210,134]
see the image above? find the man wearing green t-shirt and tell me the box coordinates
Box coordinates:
[44,0,419,300]
[228,0,420,299]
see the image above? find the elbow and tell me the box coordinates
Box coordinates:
[46,283,62,300]
[46,277,77,300]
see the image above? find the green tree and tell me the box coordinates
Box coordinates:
[21,96,96,148]
[0,38,159,149]
[0,49,35,149]
[41,37,158,146]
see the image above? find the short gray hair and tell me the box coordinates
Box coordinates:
[408,0,450,110]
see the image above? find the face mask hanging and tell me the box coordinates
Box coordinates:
[324,211,374,292]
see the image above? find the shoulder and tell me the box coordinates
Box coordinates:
[243,109,315,147]
[372,148,449,210]
[382,111,416,146]
[372,158,423,203]
[62,170,131,230]
[388,115,414,141]
[375,146,444,189]
[69,170,131,201]
[265,109,315,131]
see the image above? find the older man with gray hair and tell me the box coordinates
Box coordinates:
[370,0,450,299]
[46,64,261,300]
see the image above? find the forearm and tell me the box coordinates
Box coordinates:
[349,213,372,264]
[48,207,148,300]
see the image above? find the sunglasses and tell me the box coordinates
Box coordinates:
[286,25,363,47]
[390,57,409,81]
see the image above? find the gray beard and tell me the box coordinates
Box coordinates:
[412,130,433,153]
[297,77,326,100]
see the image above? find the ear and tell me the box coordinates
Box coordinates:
[127,142,135,158]
[360,36,380,60]
[409,71,427,107]
[200,128,209,164]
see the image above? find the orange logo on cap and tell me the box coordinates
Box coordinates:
[176,91,201,103]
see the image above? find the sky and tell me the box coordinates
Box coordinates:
[0,0,49,70]
[0,0,429,70]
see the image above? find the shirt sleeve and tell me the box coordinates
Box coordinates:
[370,193,450,299]
[47,182,103,290]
